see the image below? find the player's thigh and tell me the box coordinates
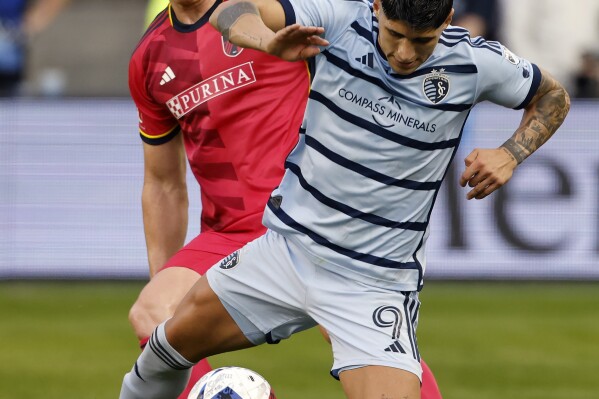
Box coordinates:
[340,365,421,399]
[165,275,255,362]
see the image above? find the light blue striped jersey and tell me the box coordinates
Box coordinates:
[265,0,541,291]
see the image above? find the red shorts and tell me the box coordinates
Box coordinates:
[161,231,255,275]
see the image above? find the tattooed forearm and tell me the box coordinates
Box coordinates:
[216,1,259,41]
[501,138,526,164]
[500,71,570,164]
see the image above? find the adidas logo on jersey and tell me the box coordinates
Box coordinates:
[384,340,406,354]
[355,52,374,68]
[160,66,176,86]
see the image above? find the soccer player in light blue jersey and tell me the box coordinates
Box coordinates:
[119,1,570,398]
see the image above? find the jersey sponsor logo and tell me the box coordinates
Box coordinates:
[338,89,437,132]
[219,251,240,269]
[160,66,176,86]
[222,37,243,57]
[423,68,450,104]
[166,62,257,119]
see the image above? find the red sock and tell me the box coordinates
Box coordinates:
[178,358,213,399]
[421,359,443,399]
[139,337,150,350]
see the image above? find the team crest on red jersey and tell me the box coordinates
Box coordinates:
[222,37,243,57]
[166,62,257,119]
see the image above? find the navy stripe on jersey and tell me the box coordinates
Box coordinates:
[309,90,461,150]
[267,201,420,269]
[303,133,443,191]
[278,0,296,27]
[442,28,495,42]
[351,21,374,44]
[439,32,503,55]
[515,64,542,110]
[444,27,469,34]
[285,160,429,231]
[390,64,478,80]
[442,31,502,49]
[321,50,472,111]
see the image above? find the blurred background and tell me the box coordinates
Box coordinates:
[1,1,598,399]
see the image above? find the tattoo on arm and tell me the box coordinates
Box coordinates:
[501,138,526,164]
[216,2,260,42]
[500,71,570,164]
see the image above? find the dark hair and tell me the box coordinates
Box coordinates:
[380,0,453,30]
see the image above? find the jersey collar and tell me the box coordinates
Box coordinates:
[170,0,222,33]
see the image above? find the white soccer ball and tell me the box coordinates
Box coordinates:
[188,366,276,399]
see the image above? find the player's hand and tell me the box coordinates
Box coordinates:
[266,24,329,61]
[459,148,518,200]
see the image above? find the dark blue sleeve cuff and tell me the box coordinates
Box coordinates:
[514,63,542,110]
[278,0,296,26]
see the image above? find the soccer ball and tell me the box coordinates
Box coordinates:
[188,366,276,399]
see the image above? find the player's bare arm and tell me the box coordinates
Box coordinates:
[142,135,189,276]
[460,69,570,200]
[500,69,571,164]
[209,0,328,60]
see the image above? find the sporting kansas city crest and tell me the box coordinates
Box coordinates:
[219,251,240,269]
[222,37,243,57]
[423,68,450,104]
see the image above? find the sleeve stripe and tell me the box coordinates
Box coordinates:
[278,0,296,26]
[514,63,542,110]
[140,124,181,145]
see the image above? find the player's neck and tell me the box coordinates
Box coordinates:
[170,0,217,24]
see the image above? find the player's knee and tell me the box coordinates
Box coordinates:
[128,300,150,338]
[128,296,166,339]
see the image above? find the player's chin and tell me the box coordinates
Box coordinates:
[389,59,421,75]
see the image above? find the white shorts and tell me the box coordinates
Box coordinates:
[206,230,422,380]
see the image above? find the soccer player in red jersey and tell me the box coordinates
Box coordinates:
[127,1,443,398]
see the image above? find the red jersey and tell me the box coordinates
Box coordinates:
[129,2,309,243]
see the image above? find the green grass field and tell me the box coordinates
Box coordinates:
[1,281,598,399]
